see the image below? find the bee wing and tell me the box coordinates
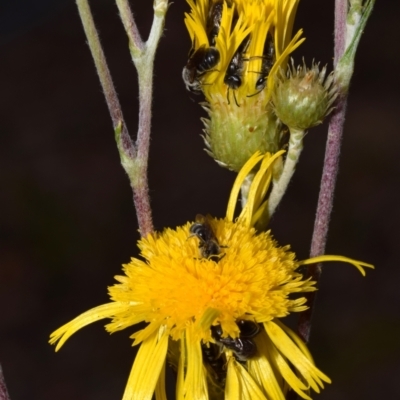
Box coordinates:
[195,214,207,224]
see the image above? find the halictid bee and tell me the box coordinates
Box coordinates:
[182,45,220,94]
[211,319,260,362]
[201,342,227,386]
[182,1,225,94]
[189,214,222,260]
[248,32,275,96]
[201,319,260,388]
[224,36,250,106]
[206,0,224,46]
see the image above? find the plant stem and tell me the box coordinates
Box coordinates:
[76,0,168,237]
[0,364,10,400]
[76,0,134,157]
[116,0,168,237]
[115,0,144,54]
[297,0,349,343]
[268,128,305,218]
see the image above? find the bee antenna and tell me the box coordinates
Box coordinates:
[246,89,262,98]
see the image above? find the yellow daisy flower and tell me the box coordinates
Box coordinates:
[183,0,304,171]
[50,152,373,400]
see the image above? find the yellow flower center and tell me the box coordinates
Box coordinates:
[109,217,314,342]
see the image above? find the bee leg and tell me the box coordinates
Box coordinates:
[233,90,240,107]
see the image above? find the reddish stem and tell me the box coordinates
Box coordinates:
[0,365,10,400]
[133,77,154,238]
[297,0,349,343]
[76,0,154,237]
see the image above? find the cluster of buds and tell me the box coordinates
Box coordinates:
[183,0,337,173]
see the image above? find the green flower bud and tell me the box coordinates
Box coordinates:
[272,60,338,131]
[202,97,282,172]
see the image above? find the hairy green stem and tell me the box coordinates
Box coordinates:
[116,0,168,237]
[76,0,133,154]
[115,0,144,54]
[76,0,168,237]
[268,129,305,218]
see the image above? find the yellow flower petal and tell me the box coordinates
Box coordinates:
[274,319,314,362]
[266,29,305,101]
[122,326,168,400]
[248,333,286,400]
[227,151,263,222]
[49,302,124,351]
[262,328,311,399]
[183,324,209,400]
[240,150,285,226]
[298,255,375,276]
[264,320,331,393]
[176,335,186,400]
[225,356,267,400]
[155,359,167,400]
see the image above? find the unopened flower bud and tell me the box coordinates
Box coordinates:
[202,101,282,172]
[272,60,338,130]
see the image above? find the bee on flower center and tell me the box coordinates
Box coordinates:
[189,214,224,261]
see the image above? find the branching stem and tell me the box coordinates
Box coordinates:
[76,0,168,237]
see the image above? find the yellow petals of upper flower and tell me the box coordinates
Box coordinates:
[184,0,306,172]
[184,0,304,102]
[50,151,373,399]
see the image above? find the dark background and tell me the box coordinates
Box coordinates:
[0,0,399,399]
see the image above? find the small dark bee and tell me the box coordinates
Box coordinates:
[211,319,260,362]
[182,46,220,94]
[224,36,250,106]
[201,319,260,388]
[236,319,261,338]
[189,214,222,260]
[206,1,224,46]
[201,342,226,386]
[247,32,275,96]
